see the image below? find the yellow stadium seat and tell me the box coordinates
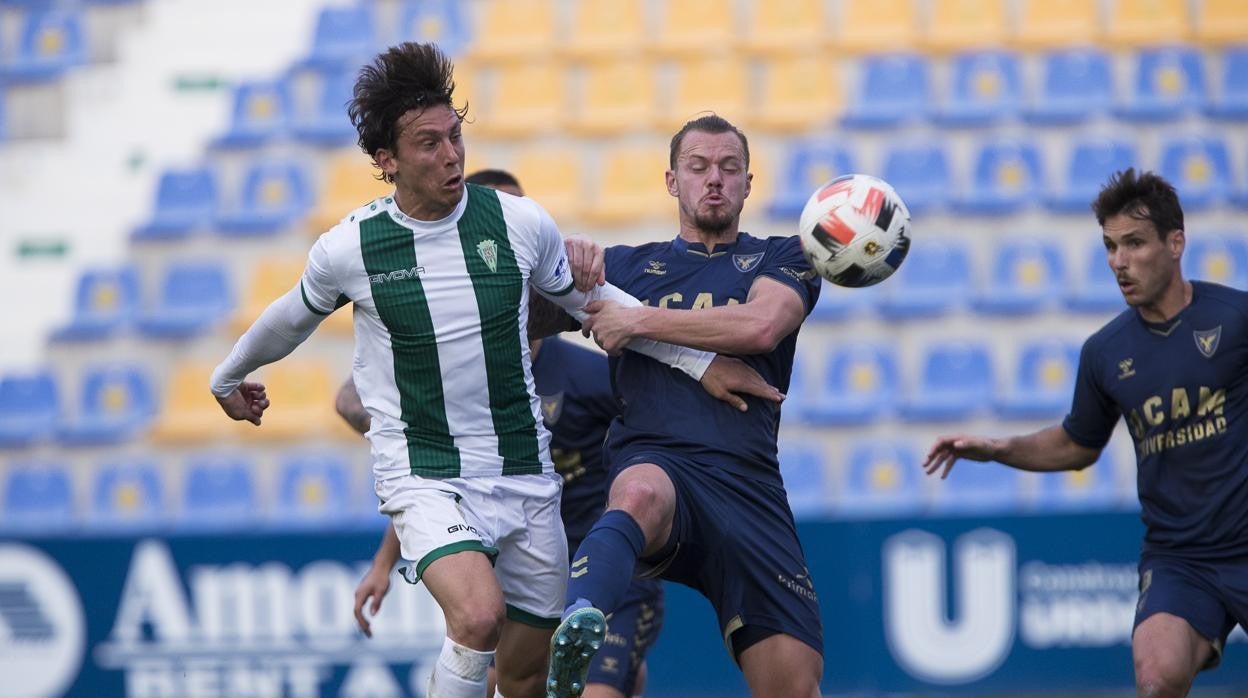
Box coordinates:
[570,60,659,136]
[241,360,353,442]
[562,0,645,58]
[473,61,565,138]
[740,0,828,56]
[309,151,392,236]
[512,146,583,224]
[660,56,750,131]
[752,54,842,133]
[924,0,1009,52]
[1104,0,1190,47]
[1194,0,1248,45]
[465,0,557,61]
[149,362,250,444]
[581,144,673,227]
[230,257,304,335]
[1013,0,1101,48]
[647,0,739,57]
[835,0,920,54]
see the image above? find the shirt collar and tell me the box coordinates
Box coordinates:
[671,232,744,258]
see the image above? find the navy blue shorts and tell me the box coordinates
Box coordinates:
[585,577,664,693]
[1135,553,1248,669]
[618,449,823,659]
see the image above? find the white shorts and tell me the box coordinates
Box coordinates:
[376,472,569,626]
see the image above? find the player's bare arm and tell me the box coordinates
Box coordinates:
[214,381,270,426]
[923,424,1101,479]
[354,525,401,638]
[334,378,371,435]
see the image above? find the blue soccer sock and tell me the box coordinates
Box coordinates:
[564,509,646,619]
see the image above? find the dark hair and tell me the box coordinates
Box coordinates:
[466,169,521,190]
[669,114,750,171]
[1092,168,1184,238]
[348,42,467,182]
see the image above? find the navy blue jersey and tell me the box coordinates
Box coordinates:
[530,335,617,550]
[602,233,821,485]
[1063,281,1248,558]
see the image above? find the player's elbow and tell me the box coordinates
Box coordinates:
[1067,446,1101,471]
[739,316,786,354]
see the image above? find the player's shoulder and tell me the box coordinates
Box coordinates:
[485,184,546,229]
[1084,308,1138,354]
[324,196,391,237]
[1194,280,1248,320]
[606,240,670,266]
[740,231,801,252]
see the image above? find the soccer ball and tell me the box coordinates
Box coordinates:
[797,174,912,287]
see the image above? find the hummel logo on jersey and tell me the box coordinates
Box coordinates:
[644,260,667,275]
[1118,358,1136,380]
[1194,326,1222,358]
[733,252,764,272]
[477,239,498,272]
[369,266,425,285]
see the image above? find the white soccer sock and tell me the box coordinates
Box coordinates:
[426,637,495,698]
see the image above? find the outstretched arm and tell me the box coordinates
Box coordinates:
[923,424,1102,479]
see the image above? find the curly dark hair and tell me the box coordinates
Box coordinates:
[1092,168,1184,238]
[348,42,468,183]
[669,114,750,171]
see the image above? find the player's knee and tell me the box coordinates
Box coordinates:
[1134,653,1195,697]
[496,668,545,698]
[610,478,668,520]
[445,603,505,650]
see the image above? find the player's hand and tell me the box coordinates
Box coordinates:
[699,356,784,412]
[564,235,606,292]
[353,562,392,638]
[923,434,1001,479]
[582,299,636,354]
[214,381,269,426]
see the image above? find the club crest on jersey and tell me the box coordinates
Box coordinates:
[1194,326,1222,358]
[540,392,563,425]
[733,253,764,272]
[477,239,498,273]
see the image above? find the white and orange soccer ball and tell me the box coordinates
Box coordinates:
[797,174,912,287]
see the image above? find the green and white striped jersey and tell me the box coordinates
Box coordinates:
[301,184,575,480]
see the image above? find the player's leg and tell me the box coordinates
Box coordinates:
[1132,613,1214,697]
[737,632,823,698]
[494,619,554,697]
[1132,556,1233,698]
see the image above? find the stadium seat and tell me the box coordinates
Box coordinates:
[131,166,218,240]
[1024,48,1113,125]
[288,67,355,146]
[51,265,139,341]
[1195,0,1248,46]
[569,60,658,136]
[394,0,471,57]
[57,363,155,445]
[149,362,242,443]
[660,55,749,131]
[308,150,393,234]
[1065,239,1126,314]
[1033,449,1122,511]
[2,460,74,531]
[89,458,164,529]
[272,452,353,527]
[1159,136,1232,211]
[561,0,644,58]
[647,0,737,58]
[1184,235,1248,289]
[215,159,312,235]
[930,459,1023,513]
[804,344,899,425]
[300,5,377,69]
[467,0,556,61]
[752,54,842,133]
[1012,0,1101,49]
[806,285,865,323]
[1115,48,1206,123]
[766,140,855,219]
[838,441,924,517]
[778,441,832,518]
[512,145,582,224]
[935,51,1021,127]
[1046,139,1136,213]
[240,361,352,442]
[0,370,59,447]
[923,0,1009,53]
[1104,0,1190,48]
[230,256,303,334]
[740,0,827,56]
[899,342,993,422]
[179,453,258,529]
[878,239,972,319]
[473,60,564,138]
[841,54,931,129]
[1205,47,1248,120]
[210,80,289,149]
[835,0,920,54]
[955,139,1042,214]
[880,142,949,215]
[994,340,1080,421]
[580,144,672,226]
[135,261,233,338]
[972,239,1066,316]
[2,9,86,82]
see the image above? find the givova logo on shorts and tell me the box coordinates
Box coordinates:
[0,543,87,697]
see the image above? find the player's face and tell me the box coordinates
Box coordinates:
[667,130,752,235]
[376,104,465,219]
[1102,212,1184,308]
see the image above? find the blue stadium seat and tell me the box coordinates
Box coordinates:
[215,159,312,235]
[994,339,1080,421]
[89,458,164,529]
[935,51,1021,127]
[1024,48,1112,125]
[0,370,59,447]
[211,81,290,149]
[805,344,898,425]
[766,140,856,219]
[135,261,233,338]
[1115,47,1206,122]
[2,9,86,82]
[878,239,971,319]
[57,363,155,446]
[899,342,992,422]
[930,460,1023,514]
[1065,239,1127,314]
[2,460,74,531]
[880,142,950,215]
[807,285,865,322]
[1206,47,1248,120]
[51,265,139,341]
[1033,449,1122,511]
[179,453,258,529]
[131,166,218,240]
[778,441,832,518]
[300,5,377,69]
[1159,136,1232,211]
[841,54,930,129]
[288,67,356,146]
[838,441,924,517]
[272,453,353,527]
[954,139,1042,215]
[971,239,1066,316]
[395,0,471,56]
[1046,139,1137,213]
[1184,235,1248,289]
